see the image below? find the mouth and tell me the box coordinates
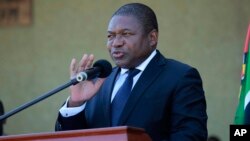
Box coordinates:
[112,51,124,59]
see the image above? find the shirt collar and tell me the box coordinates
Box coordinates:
[120,50,157,75]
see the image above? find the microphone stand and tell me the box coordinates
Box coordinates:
[0,78,79,121]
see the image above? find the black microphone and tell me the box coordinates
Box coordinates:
[0,59,112,121]
[71,59,112,85]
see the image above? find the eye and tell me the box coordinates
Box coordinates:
[107,34,114,39]
[122,32,132,37]
[122,32,131,36]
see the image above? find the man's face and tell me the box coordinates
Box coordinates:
[107,15,153,68]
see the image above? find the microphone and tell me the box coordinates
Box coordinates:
[0,59,112,121]
[71,59,112,84]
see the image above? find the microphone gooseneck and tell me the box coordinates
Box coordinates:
[0,59,112,121]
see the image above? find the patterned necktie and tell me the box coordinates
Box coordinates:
[111,68,140,126]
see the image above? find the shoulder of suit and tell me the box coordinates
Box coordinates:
[163,58,197,73]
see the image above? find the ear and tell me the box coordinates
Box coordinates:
[148,29,158,48]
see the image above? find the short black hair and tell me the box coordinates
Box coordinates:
[112,3,158,34]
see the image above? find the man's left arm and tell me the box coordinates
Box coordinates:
[169,68,208,141]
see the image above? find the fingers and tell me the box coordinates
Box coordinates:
[70,58,77,78]
[70,54,95,78]
[77,54,87,72]
[78,54,95,72]
[85,54,94,69]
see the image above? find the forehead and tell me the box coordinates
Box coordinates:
[107,15,142,32]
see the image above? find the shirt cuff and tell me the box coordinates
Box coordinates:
[59,97,86,117]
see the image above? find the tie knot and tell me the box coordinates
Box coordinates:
[128,68,140,78]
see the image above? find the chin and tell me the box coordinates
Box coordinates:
[114,61,129,68]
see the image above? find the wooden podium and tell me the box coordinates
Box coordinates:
[0,126,152,141]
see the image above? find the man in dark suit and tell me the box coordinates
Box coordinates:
[56,3,207,141]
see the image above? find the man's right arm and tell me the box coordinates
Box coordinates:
[55,54,105,131]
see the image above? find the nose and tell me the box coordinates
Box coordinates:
[112,35,124,48]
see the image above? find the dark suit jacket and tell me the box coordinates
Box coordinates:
[56,51,208,141]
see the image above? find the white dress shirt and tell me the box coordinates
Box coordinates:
[60,50,157,117]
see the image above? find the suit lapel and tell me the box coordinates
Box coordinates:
[118,52,166,125]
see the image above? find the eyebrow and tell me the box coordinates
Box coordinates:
[107,29,132,34]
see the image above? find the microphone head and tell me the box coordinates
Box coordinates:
[93,59,112,78]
